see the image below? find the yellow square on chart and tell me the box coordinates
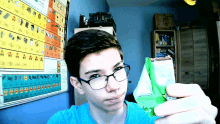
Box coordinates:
[17,35,25,53]
[34,40,40,55]
[40,28,46,41]
[41,15,47,29]
[39,56,44,70]
[53,0,59,12]
[29,22,36,39]
[25,5,32,22]
[61,16,65,28]
[21,52,28,69]
[4,0,12,13]
[55,12,60,25]
[17,17,25,36]
[0,1,7,12]
[27,53,34,70]
[22,20,30,38]
[33,55,39,70]
[63,6,66,16]
[0,0,4,9]
[0,48,6,68]
[15,34,23,53]
[14,51,22,69]
[10,13,18,32]
[0,9,12,31]
[36,12,42,27]
[22,36,29,53]
[31,10,38,25]
[12,0,21,16]
[28,38,35,54]
[0,29,7,49]
[6,31,16,51]
[57,3,62,15]
[6,50,15,69]
[39,41,45,56]
[19,2,26,19]
[61,37,65,48]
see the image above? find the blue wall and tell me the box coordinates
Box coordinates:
[110,6,200,98]
[0,0,109,124]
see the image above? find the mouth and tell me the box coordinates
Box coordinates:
[106,92,125,103]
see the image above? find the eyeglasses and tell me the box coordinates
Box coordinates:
[77,63,130,90]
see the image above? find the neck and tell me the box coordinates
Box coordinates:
[89,102,127,124]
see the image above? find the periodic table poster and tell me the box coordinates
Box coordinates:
[0,0,69,109]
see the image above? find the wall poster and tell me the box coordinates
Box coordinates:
[0,0,69,109]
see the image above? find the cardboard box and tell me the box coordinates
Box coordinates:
[154,14,175,30]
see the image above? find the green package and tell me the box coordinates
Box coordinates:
[136,57,176,117]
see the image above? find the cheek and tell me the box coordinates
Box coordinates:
[83,87,106,102]
[121,80,128,90]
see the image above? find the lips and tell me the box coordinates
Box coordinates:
[106,93,124,104]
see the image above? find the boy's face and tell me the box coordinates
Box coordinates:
[78,48,128,112]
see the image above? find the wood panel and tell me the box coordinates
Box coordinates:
[180,29,194,83]
[193,29,208,89]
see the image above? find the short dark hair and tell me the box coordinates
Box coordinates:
[64,29,123,78]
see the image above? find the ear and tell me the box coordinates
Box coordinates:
[70,76,85,95]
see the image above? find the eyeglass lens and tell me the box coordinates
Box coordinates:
[90,66,130,90]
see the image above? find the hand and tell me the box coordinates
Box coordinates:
[154,83,218,124]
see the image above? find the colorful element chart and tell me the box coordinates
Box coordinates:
[0,0,69,109]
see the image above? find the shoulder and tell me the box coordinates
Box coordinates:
[47,103,89,124]
[125,101,160,124]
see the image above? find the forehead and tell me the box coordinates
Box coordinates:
[80,48,122,72]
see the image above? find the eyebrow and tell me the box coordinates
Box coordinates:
[84,60,124,75]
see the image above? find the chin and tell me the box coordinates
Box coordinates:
[106,97,125,112]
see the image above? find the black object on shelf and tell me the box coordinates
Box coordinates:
[88,12,116,32]
[79,14,88,28]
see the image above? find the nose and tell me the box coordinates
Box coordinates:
[106,74,120,92]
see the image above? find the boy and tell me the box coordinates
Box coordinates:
[47,29,218,124]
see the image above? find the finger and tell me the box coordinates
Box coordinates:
[154,95,213,117]
[166,83,205,97]
[155,108,216,124]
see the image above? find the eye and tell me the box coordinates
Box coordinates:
[114,66,124,72]
[89,74,101,80]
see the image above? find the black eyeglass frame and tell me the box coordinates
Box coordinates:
[77,63,131,90]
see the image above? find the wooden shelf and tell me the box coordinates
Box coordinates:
[151,30,177,82]
[156,45,175,48]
